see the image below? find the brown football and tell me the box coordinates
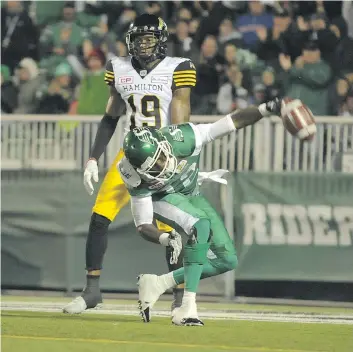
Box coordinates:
[281,97,317,141]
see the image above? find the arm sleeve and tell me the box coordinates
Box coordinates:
[131,196,154,227]
[172,60,197,91]
[104,59,115,86]
[190,115,236,147]
[89,114,119,160]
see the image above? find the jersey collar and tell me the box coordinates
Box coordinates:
[131,57,166,79]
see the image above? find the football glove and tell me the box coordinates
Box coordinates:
[84,159,99,195]
[159,230,183,265]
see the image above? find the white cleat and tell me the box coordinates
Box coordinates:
[172,303,204,326]
[62,296,102,314]
[137,274,165,323]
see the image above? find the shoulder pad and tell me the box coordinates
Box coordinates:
[172,60,196,91]
[117,158,141,187]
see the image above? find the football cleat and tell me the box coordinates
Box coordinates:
[172,303,204,326]
[62,290,102,314]
[137,274,165,322]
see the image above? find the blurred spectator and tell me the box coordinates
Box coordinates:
[40,2,86,72]
[196,1,233,45]
[176,6,193,22]
[116,40,128,57]
[1,64,18,113]
[261,66,283,100]
[255,9,292,65]
[39,2,86,72]
[279,41,332,115]
[236,1,274,51]
[309,13,339,65]
[34,1,67,29]
[13,58,42,114]
[340,89,353,116]
[292,1,342,22]
[330,17,353,76]
[145,1,163,18]
[217,18,243,51]
[193,35,226,114]
[83,18,117,61]
[112,7,137,41]
[189,18,200,38]
[330,77,351,115]
[75,49,108,115]
[217,64,249,114]
[342,0,353,39]
[223,43,262,72]
[168,20,199,62]
[278,15,311,62]
[252,83,267,104]
[1,0,39,71]
[36,62,73,114]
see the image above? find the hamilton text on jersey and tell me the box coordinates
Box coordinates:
[122,83,163,92]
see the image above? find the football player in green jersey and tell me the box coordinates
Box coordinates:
[118,99,282,326]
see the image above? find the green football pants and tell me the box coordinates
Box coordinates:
[153,194,238,284]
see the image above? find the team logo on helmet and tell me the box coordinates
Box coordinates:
[133,127,158,145]
[168,126,184,142]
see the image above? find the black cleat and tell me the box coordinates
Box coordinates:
[173,317,204,326]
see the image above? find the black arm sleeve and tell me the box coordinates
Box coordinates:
[90,114,119,160]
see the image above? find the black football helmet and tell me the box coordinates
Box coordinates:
[125,14,168,65]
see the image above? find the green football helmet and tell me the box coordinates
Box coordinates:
[123,127,177,181]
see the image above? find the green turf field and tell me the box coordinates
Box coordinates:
[2,311,353,352]
[2,296,353,352]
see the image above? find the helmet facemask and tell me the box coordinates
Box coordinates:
[138,140,177,181]
[126,33,161,64]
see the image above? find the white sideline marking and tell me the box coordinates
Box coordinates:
[2,301,353,325]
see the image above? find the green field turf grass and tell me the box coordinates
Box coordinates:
[2,295,353,314]
[2,311,353,352]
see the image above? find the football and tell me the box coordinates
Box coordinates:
[280,97,317,141]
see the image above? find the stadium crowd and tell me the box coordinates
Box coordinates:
[1,0,353,118]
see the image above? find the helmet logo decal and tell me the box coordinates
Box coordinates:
[169,126,184,142]
[158,17,164,30]
[134,128,158,145]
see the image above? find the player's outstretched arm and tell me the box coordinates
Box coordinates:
[192,99,281,147]
[230,99,281,129]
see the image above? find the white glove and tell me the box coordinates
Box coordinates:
[197,169,229,186]
[84,159,99,195]
[159,230,183,265]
